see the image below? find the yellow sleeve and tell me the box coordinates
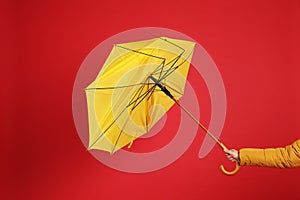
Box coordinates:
[239,139,300,168]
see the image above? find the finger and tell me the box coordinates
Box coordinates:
[227,155,233,160]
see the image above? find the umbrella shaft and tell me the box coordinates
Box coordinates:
[173,99,227,150]
[149,74,227,150]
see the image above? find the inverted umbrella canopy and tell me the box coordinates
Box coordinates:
[85,36,240,175]
[85,37,195,153]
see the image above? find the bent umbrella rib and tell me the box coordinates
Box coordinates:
[88,84,157,149]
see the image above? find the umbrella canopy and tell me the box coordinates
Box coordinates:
[85,37,195,153]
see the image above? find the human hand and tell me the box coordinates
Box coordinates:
[224,149,240,163]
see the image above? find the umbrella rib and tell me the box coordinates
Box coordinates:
[144,87,156,133]
[111,129,123,153]
[89,85,152,149]
[89,84,157,149]
[165,53,183,66]
[88,107,127,149]
[153,40,195,83]
[116,38,188,85]
[132,80,155,109]
[139,32,185,52]
[115,45,166,61]
[159,65,180,83]
[128,80,148,108]
[151,53,184,81]
[151,60,166,76]
[158,53,183,81]
[86,83,151,90]
[113,83,156,152]
[110,105,136,153]
[111,115,131,153]
[145,79,151,133]
[115,44,176,84]
[158,37,185,51]
[155,37,186,80]
[115,44,169,85]
[90,84,154,149]
[128,77,156,109]
[159,49,194,81]
[128,85,156,111]
[146,84,156,101]
[151,53,184,83]
[145,96,149,134]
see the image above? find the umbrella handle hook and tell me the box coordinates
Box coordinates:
[220,161,240,176]
[218,142,240,176]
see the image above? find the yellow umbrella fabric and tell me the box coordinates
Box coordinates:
[86,37,195,153]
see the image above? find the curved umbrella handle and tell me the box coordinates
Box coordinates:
[218,141,240,175]
[220,161,240,176]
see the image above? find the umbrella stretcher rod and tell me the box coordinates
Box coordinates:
[149,75,240,175]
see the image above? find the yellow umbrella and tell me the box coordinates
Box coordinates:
[85,37,239,175]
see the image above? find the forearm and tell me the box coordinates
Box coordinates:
[240,140,300,168]
[240,148,293,168]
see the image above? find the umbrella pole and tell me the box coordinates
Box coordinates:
[149,75,239,175]
[172,98,240,175]
[172,99,224,148]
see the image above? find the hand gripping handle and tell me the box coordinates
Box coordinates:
[218,142,240,176]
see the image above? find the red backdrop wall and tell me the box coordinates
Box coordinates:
[2,0,300,199]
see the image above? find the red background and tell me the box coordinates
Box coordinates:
[2,0,300,199]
